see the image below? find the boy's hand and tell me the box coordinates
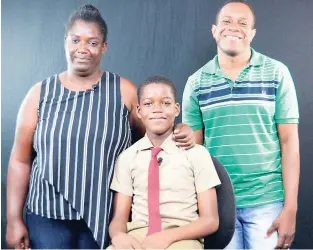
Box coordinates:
[111,232,142,249]
[141,232,172,249]
[172,123,195,150]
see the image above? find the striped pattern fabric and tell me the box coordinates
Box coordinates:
[27,71,132,248]
[182,48,299,208]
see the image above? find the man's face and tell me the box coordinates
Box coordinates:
[137,83,180,136]
[212,2,256,57]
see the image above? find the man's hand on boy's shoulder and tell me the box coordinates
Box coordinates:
[111,232,142,249]
[141,231,172,250]
[172,123,195,150]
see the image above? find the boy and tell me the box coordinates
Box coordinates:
[108,76,220,249]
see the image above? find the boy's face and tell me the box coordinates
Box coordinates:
[137,83,180,136]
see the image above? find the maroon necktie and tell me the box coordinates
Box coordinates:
[147,147,162,236]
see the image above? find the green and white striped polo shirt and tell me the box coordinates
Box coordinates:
[182,48,299,208]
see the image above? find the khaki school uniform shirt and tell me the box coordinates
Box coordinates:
[110,133,221,227]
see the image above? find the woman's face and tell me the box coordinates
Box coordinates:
[65,20,107,76]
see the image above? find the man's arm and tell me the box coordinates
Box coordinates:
[171,123,196,149]
[278,124,299,213]
[194,129,204,145]
[267,124,299,248]
[267,64,299,249]
[182,76,204,146]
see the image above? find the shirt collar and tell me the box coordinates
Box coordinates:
[137,133,180,154]
[202,48,264,76]
[249,48,264,66]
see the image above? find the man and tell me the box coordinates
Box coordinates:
[182,0,299,249]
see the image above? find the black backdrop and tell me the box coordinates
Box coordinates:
[2,0,313,248]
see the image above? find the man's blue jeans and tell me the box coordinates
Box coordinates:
[225,201,284,249]
[26,209,99,249]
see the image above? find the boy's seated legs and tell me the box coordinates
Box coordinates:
[107,224,203,249]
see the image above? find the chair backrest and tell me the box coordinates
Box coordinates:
[204,156,236,249]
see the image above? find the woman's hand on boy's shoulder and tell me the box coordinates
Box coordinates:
[172,123,195,150]
[111,232,142,249]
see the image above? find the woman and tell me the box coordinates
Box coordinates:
[6,4,194,249]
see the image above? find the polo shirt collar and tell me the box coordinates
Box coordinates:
[203,48,264,76]
[249,48,264,66]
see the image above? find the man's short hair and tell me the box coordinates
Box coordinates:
[216,0,256,28]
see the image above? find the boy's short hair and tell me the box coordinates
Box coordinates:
[137,75,178,103]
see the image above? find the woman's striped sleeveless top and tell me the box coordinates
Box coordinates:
[27,71,132,248]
